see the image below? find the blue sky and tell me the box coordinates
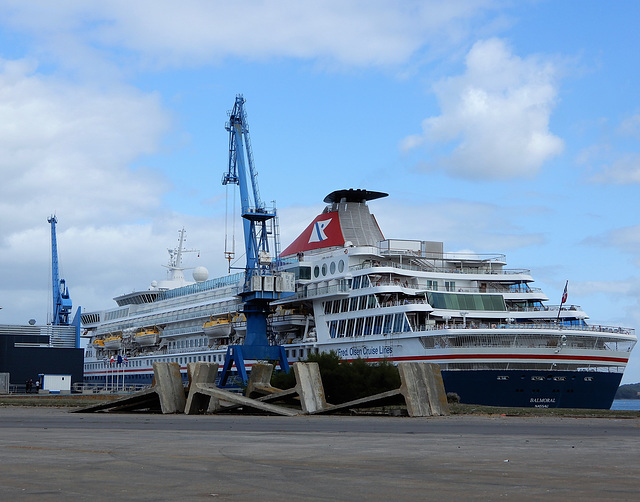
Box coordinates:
[0,1,638,383]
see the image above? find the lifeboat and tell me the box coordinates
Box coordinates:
[232,313,246,336]
[203,316,233,341]
[133,327,160,347]
[102,335,122,350]
[271,307,314,333]
[92,338,105,348]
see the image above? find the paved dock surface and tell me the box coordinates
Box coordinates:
[0,407,638,501]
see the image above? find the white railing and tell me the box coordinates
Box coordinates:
[72,382,152,394]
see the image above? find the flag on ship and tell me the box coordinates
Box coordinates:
[561,281,568,304]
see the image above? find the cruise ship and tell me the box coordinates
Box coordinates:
[82,188,637,409]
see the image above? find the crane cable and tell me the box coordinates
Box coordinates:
[224,183,237,272]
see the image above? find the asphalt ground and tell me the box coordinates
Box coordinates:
[0,406,638,501]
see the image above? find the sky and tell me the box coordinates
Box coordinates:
[0,1,639,384]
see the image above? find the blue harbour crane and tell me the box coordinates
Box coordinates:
[48,215,73,326]
[48,216,82,347]
[219,95,293,386]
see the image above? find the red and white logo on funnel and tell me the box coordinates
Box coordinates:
[309,218,332,243]
[280,211,345,257]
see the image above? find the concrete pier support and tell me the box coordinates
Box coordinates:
[245,363,280,398]
[76,361,448,418]
[307,362,448,417]
[75,362,188,414]
[398,362,449,417]
[293,362,329,414]
[153,362,187,414]
[184,362,219,414]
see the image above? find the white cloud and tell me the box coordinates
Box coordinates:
[403,38,564,179]
[1,0,499,69]
[0,57,171,232]
[618,114,640,139]
[578,114,640,185]
[0,56,176,323]
[582,223,640,269]
[369,198,545,252]
[589,154,640,184]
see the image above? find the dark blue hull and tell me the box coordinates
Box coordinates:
[441,369,623,409]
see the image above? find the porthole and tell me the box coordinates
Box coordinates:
[330,261,336,274]
[338,260,345,273]
[314,266,320,278]
[321,263,327,276]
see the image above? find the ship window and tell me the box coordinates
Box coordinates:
[361,276,371,288]
[394,313,409,332]
[354,317,364,336]
[337,319,346,337]
[373,316,383,334]
[367,295,377,309]
[427,292,506,311]
[383,315,393,334]
[329,321,337,338]
[346,318,355,336]
[353,276,361,289]
[349,297,358,311]
[292,349,297,357]
[321,264,327,276]
[330,262,336,274]
[332,300,340,314]
[358,296,367,310]
[314,266,320,278]
[341,299,349,312]
[296,266,311,280]
[338,260,345,273]
[363,317,373,336]
[445,281,456,292]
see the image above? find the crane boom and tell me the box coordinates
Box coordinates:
[223,96,276,285]
[48,216,72,325]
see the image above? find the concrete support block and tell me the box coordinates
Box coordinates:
[398,362,449,417]
[0,373,9,394]
[153,362,186,414]
[245,363,282,398]
[192,384,298,416]
[185,362,219,415]
[293,362,329,414]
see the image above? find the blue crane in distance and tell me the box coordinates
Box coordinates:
[48,215,73,326]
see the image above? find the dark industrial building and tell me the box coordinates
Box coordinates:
[0,323,83,391]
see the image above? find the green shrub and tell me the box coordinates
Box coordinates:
[271,351,401,404]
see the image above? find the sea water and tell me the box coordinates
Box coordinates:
[610,399,640,411]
